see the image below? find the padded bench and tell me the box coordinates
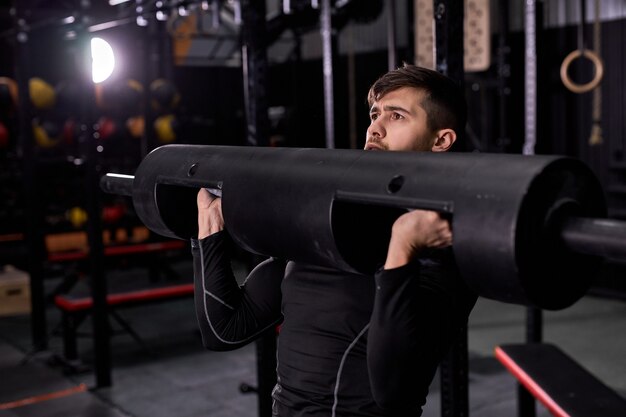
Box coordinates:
[48,240,186,262]
[51,239,192,363]
[495,343,626,417]
[54,283,194,362]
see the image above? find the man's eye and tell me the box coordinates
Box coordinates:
[391,113,403,120]
[370,114,378,121]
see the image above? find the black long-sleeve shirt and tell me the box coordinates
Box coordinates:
[192,231,476,416]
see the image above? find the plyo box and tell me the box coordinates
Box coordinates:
[0,266,31,317]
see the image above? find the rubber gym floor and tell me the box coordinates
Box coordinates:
[1,261,625,417]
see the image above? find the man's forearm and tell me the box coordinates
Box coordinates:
[192,232,285,351]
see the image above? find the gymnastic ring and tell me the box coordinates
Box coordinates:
[560,49,604,94]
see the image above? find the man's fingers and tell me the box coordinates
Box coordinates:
[430,218,453,248]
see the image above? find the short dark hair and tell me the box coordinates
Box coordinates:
[367,64,467,135]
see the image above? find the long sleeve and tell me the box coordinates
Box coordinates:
[191,231,286,351]
[367,249,477,414]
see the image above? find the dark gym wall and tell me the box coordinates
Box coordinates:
[541,19,626,220]
[172,65,246,146]
[171,51,392,150]
[266,50,390,150]
[495,20,626,220]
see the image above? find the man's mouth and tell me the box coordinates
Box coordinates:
[365,143,383,151]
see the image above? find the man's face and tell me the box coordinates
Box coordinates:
[364,87,435,152]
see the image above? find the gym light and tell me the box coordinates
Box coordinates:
[91,37,115,84]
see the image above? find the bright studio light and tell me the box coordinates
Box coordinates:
[91,37,115,83]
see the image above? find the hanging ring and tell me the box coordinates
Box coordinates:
[560,49,604,94]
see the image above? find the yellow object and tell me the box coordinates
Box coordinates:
[29,77,56,109]
[33,121,60,148]
[127,79,144,94]
[589,122,602,146]
[154,114,176,143]
[126,115,145,138]
[67,206,88,228]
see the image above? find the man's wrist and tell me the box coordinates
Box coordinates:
[384,243,416,269]
[198,214,223,239]
[384,255,410,269]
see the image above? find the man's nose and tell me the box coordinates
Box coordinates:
[368,118,385,137]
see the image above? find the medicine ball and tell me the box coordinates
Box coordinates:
[33,118,61,148]
[150,79,180,114]
[29,77,56,110]
[154,114,177,143]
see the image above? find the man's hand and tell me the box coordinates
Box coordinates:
[384,210,452,269]
[197,188,224,239]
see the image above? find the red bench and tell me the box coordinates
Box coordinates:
[495,343,626,417]
[54,283,194,362]
[52,239,192,364]
[48,240,185,262]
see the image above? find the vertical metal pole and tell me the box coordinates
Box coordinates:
[85,101,111,388]
[79,2,111,387]
[518,307,542,417]
[347,25,357,149]
[14,0,48,353]
[407,0,415,64]
[434,0,465,151]
[496,0,510,151]
[242,2,274,415]
[141,24,151,157]
[519,2,542,412]
[523,0,537,156]
[289,31,302,147]
[575,0,588,152]
[320,0,335,149]
[241,0,270,147]
[142,17,157,156]
[161,16,174,81]
[256,328,277,417]
[434,0,465,81]
[433,2,467,416]
[525,308,543,344]
[387,0,397,71]
[440,326,469,417]
[211,0,221,30]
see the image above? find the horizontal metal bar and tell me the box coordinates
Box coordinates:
[100,173,134,197]
[87,16,136,33]
[560,217,626,261]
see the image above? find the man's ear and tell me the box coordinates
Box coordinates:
[431,129,457,152]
